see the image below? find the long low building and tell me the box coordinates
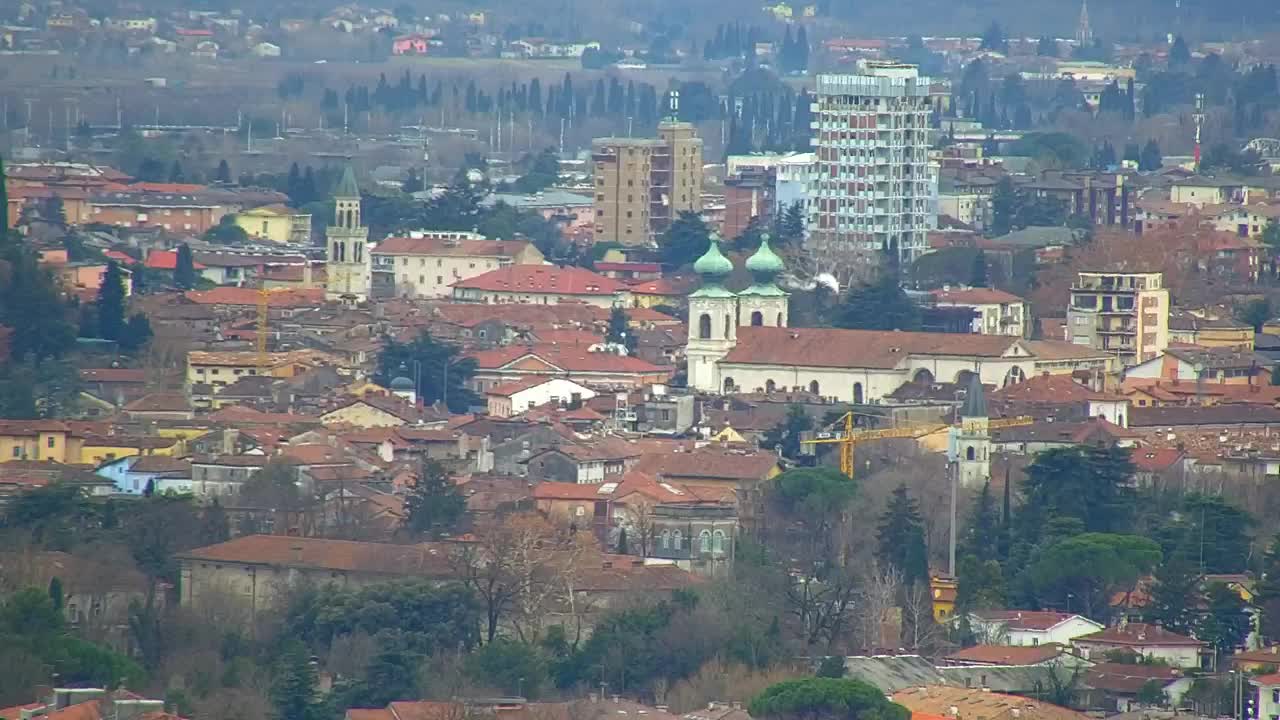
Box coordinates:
[705,326,1114,403]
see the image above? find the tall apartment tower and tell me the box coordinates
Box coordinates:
[591,120,703,247]
[325,164,372,303]
[1066,270,1169,368]
[810,62,937,265]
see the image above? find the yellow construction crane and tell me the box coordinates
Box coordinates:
[256,286,295,371]
[801,411,1036,480]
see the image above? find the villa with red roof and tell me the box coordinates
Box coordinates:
[468,344,672,390]
[372,235,543,299]
[1073,622,1206,668]
[485,377,597,418]
[928,286,1027,337]
[451,265,630,308]
[968,610,1104,647]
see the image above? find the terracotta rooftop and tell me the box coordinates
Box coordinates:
[632,447,780,482]
[892,686,1087,720]
[452,264,626,295]
[990,374,1119,403]
[469,344,668,375]
[183,287,324,307]
[177,535,454,576]
[1075,622,1204,647]
[930,287,1025,305]
[1083,662,1184,693]
[128,456,192,474]
[123,392,190,413]
[1130,447,1184,472]
[144,249,206,270]
[945,643,1064,666]
[1130,405,1280,427]
[374,236,533,257]
[971,610,1084,631]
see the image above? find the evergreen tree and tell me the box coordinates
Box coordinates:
[199,499,231,545]
[834,275,922,331]
[271,641,319,720]
[168,160,185,183]
[1145,544,1200,635]
[616,527,629,555]
[969,250,989,288]
[95,261,127,342]
[119,313,153,354]
[174,243,197,290]
[1036,36,1057,57]
[980,21,1007,54]
[876,484,929,587]
[605,306,636,353]
[959,481,1000,562]
[403,459,466,538]
[775,202,806,246]
[1256,534,1280,642]
[48,577,64,610]
[0,239,77,359]
[1139,140,1163,171]
[1169,36,1191,68]
[660,211,713,268]
[762,404,814,459]
[1197,583,1252,660]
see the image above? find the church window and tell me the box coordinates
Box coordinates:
[725,314,732,337]
[853,382,864,404]
[712,530,725,553]
[809,380,820,395]
[723,377,735,393]
[751,310,763,326]
[765,379,776,393]
[699,530,712,553]
[966,446,976,461]
[776,312,784,326]
[698,313,712,339]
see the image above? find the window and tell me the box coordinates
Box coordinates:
[712,530,725,553]
[809,380,820,395]
[699,530,712,553]
[853,382,864,404]
[11,447,19,458]
[966,446,976,461]
[661,530,671,549]
[672,530,683,549]
[697,313,712,339]
[750,310,763,326]
[765,379,776,393]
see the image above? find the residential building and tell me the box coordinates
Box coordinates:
[892,686,1090,720]
[469,344,671,392]
[87,190,226,233]
[591,120,703,246]
[775,152,816,220]
[392,33,430,54]
[810,62,937,265]
[234,204,311,244]
[1083,663,1194,713]
[1066,270,1170,367]
[990,374,1130,427]
[928,287,1027,337]
[967,610,1104,647]
[1123,346,1270,385]
[1210,204,1280,238]
[1252,674,1280,720]
[1072,623,1205,668]
[326,165,372,302]
[372,233,543,299]
[0,421,88,463]
[943,644,1068,667]
[1168,309,1254,349]
[722,167,774,240]
[451,265,630,308]
[485,377,597,418]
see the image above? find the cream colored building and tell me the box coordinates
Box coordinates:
[186,350,340,388]
[930,287,1027,337]
[591,120,703,246]
[372,233,544,298]
[235,204,312,244]
[1066,271,1169,368]
[326,165,372,302]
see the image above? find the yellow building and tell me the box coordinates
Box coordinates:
[0,422,84,463]
[1066,271,1169,368]
[1171,310,1254,349]
[930,574,957,623]
[186,350,342,388]
[79,435,179,465]
[591,121,703,247]
[234,204,312,245]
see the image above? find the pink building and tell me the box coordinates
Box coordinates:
[392,34,430,55]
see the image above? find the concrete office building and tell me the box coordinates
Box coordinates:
[591,121,703,246]
[810,62,937,264]
[1067,270,1169,368]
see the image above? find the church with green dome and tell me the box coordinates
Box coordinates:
[685,232,789,392]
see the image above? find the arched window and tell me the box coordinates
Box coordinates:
[1004,366,1027,387]
[765,379,776,393]
[724,314,733,337]
[809,380,820,395]
[660,530,671,549]
[354,242,363,262]
[966,446,976,461]
[699,530,712,553]
[913,369,934,385]
[712,530,725,553]
[776,312,784,326]
[853,382,864,404]
[751,310,763,326]
[672,530,683,550]
[956,369,976,385]
[697,313,712,339]
[332,242,340,260]
[723,377,736,393]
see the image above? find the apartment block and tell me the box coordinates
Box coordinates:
[810,62,937,265]
[591,121,703,246]
[1067,271,1170,367]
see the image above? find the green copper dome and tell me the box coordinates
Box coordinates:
[693,233,734,278]
[745,233,785,279]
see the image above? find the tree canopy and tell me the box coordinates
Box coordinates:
[750,678,911,720]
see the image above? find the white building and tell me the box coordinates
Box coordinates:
[1250,673,1280,720]
[372,233,544,299]
[968,610,1104,647]
[485,377,598,418]
[810,62,938,265]
[930,287,1027,337]
[1073,623,1205,668]
[325,165,372,303]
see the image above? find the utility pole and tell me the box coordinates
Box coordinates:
[948,456,958,576]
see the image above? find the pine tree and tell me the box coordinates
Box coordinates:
[403,459,465,538]
[1146,543,1200,635]
[616,527,629,555]
[96,261,127,341]
[271,641,319,720]
[174,243,197,289]
[876,484,930,587]
[199,499,231,545]
[119,313,153,354]
[1139,140,1163,172]
[969,250,989,288]
[168,160,185,183]
[48,577,64,610]
[606,306,636,353]
[960,481,1000,562]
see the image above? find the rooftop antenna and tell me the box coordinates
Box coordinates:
[1193,92,1205,171]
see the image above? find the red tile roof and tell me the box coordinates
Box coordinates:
[486,376,563,397]
[452,265,626,295]
[1130,447,1184,472]
[469,344,668,375]
[972,610,1080,631]
[593,261,661,273]
[930,287,1025,305]
[1076,622,1204,647]
[631,447,781,482]
[177,535,454,576]
[145,249,206,270]
[945,644,1064,665]
[1084,662,1185,693]
[990,374,1120,403]
[1254,673,1280,686]
[374,236,534,257]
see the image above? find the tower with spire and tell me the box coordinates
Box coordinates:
[325,163,371,303]
[952,374,992,488]
[1076,0,1093,46]
[686,233,738,393]
[738,233,790,329]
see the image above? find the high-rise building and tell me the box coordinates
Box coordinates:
[325,164,371,302]
[1066,270,1169,367]
[810,62,937,265]
[591,120,703,246]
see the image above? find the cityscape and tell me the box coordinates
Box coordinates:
[3,2,1280,720]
